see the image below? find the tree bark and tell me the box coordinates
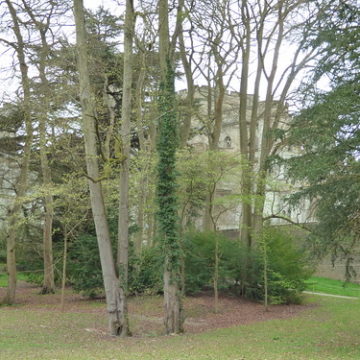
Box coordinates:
[253,4,285,237]
[60,228,68,311]
[73,0,124,336]
[158,0,184,334]
[37,26,55,295]
[20,0,55,296]
[2,0,33,305]
[117,0,135,337]
[178,27,194,148]
[238,1,252,247]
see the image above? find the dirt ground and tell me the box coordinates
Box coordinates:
[0,281,312,336]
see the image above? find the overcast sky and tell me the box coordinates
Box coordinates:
[0,1,329,110]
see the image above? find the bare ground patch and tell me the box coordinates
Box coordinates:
[0,282,313,337]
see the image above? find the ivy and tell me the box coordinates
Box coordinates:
[156,60,182,276]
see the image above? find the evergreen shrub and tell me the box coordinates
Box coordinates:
[67,231,163,297]
[183,229,312,304]
[183,231,242,294]
[67,233,104,298]
[64,227,311,304]
[129,246,163,295]
[260,227,313,304]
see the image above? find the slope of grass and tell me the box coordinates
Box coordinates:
[1,295,360,360]
[305,276,360,297]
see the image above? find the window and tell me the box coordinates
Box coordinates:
[224,136,232,148]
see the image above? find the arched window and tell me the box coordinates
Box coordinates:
[224,136,232,148]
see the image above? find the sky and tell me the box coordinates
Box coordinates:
[0,0,330,110]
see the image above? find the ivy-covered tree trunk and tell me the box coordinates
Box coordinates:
[157,64,183,334]
[157,0,183,334]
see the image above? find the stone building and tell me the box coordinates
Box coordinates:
[183,86,316,233]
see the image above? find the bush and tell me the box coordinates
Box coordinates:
[129,246,163,295]
[66,227,311,304]
[183,231,243,294]
[252,227,313,304]
[183,229,312,304]
[67,233,104,298]
[67,231,163,298]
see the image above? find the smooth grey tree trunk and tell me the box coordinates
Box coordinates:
[117,0,135,337]
[73,0,124,336]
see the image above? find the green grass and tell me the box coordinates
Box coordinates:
[305,276,360,297]
[0,272,30,287]
[1,295,360,359]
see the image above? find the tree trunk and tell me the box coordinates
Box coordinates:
[158,0,183,334]
[178,28,194,148]
[21,0,56,296]
[73,0,124,336]
[60,228,68,311]
[3,0,33,305]
[238,7,252,247]
[39,36,55,295]
[202,78,225,231]
[134,178,145,255]
[214,234,219,313]
[116,0,135,337]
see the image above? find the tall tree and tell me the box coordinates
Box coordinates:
[286,0,360,278]
[2,0,33,304]
[21,0,56,294]
[117,0,135,337]
[228,0,321,245]
[157,0,184,334]
[73,0,126,336]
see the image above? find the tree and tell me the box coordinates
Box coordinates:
[116,0,135,337]
[73,0,126,336]
[1,0,33,304]
[228,0,321,246]
[21,0,57,294]
[285,0,360,279]
[157,0,184,334]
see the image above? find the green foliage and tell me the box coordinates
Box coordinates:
[68,233,104,298]
[129,246,163,295]
[257,228,312,304]
[156,62,182,279]
[176,150,243,229]
[285,0,360,276]
[67,229,162,298]
[286,83,360,275]
[183,229,311,304]
[183,231,242,294]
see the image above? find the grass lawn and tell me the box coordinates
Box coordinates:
[305,276,360,297]
[1,294,360,360]
[0,273,31,287]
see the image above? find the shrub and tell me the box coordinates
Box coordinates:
[253,227,313,304]
[67,231,163,298]
[183,231,243,294]
[183,229,312,304]
[67,233,104,298]
[129,246,163,295]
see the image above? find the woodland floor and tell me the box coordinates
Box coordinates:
[0,280,311,337]
[2,283,360,360]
